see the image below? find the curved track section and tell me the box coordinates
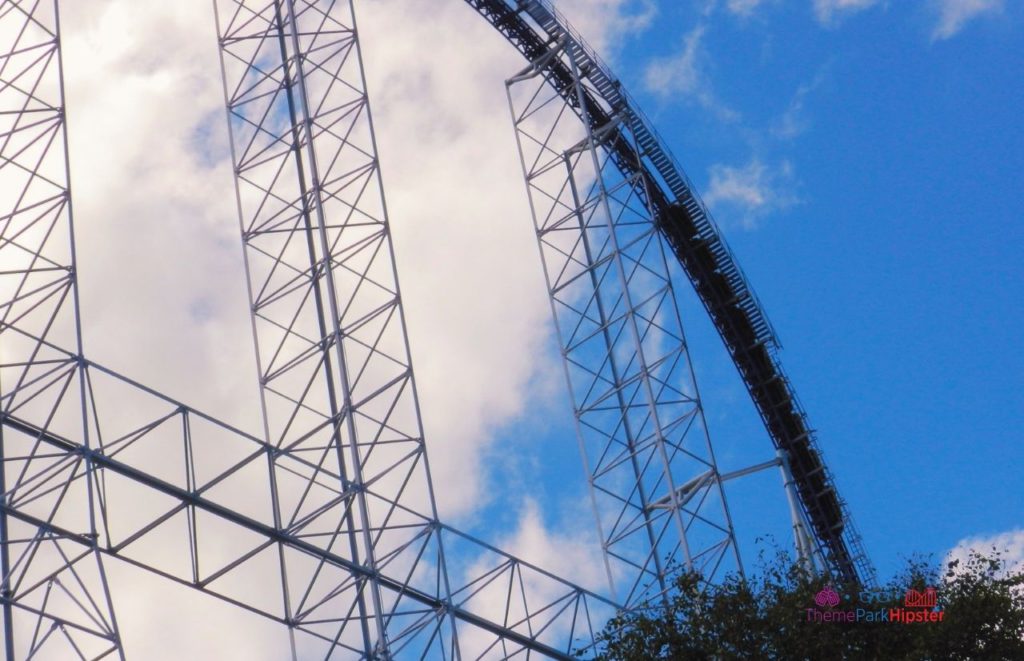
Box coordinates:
[464,0,873,586]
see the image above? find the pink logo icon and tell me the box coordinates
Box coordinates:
[905,587,937,608]
[815,586,841,608]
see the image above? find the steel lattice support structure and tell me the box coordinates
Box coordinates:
[0,2,123,657]
[0,0,874,658]
[506,40,740,607]
[0,1,617,659]
[465,0,873,588]
[213,0,451,653]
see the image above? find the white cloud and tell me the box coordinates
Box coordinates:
[642,25,740,121]
[108,563,289,660]
[727,0,770,18]
[58,0,642,535]
[703,158,800,228]
[61,0,261,429]
[497,498,607,587]
[556,0,657,56]
[945,529,1024,578]
[772,67,829,139]
[51,4,293,656]
[773,95,809,139]
[456,498,611,654]
[813,0,881,25]
[931,0,1004,40]
[356,0,646,522]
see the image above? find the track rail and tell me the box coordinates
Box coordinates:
[465,0,874,586]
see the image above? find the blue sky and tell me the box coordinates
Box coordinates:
[553,0,1024,581]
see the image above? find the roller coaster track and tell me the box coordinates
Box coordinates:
[466,0,874,586]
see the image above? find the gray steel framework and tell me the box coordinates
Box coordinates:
[506,40,740,607]
[0,1,615,658]
[0,0,873,659]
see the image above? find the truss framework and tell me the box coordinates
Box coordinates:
[2,361,618,659]
[506,39,740,607]
[466,0,872,587]
[1,1,615,658]
[0,0,874,658]
[0,0,122,657]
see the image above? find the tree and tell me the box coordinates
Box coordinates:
[592,547,1024,660]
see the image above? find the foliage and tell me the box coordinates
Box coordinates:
[591,546,1024,660]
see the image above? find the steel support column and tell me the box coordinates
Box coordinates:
[506,40,741,607]
[0,1,123,657]
[213,0,456,654]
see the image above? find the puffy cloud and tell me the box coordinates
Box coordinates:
[931,0,1004,41]
[493,498,608,591]
[813,0,881,25]
[642,25,740,121]
[771,67,830,139]
[355,0,651,521]
[61,0,261,427]
[726,0,771,18]
[58,0,643,532]
[945,528,1024,577]
[455,498,611,654]
[556,0,657,56]
[703,158,800,228]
